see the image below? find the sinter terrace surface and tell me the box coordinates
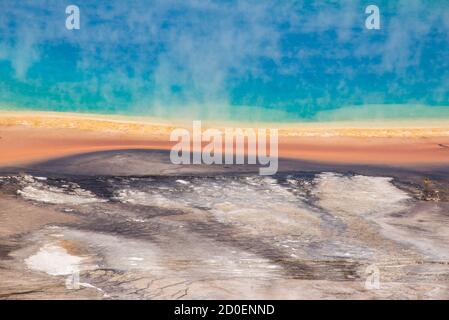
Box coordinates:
[0,150,448,299]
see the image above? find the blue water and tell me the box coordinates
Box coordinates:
[0,0,448,121]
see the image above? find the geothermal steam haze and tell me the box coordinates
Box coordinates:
[0,0,449,121]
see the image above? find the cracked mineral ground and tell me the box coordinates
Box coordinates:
[0,150,448,299]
